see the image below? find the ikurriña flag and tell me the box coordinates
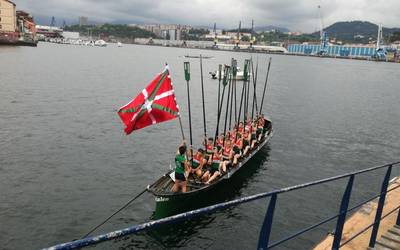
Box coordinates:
[117,66,180,135]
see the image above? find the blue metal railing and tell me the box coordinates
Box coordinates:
[44,161,400,250]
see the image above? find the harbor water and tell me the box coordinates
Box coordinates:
[1,43,400,249]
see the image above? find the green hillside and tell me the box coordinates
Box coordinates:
[313,21,400,43]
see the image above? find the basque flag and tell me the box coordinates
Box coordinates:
[118,66,180,135]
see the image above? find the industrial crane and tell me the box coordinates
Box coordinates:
[317,5,328,55]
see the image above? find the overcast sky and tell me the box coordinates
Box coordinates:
[15,0,400,32]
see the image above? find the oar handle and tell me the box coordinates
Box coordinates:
[184,61,190,81]
[218,64,222,81]
[232,59,238,77]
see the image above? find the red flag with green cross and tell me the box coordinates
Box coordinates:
[117,66,180,135]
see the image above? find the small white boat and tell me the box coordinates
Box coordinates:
[94,40,107,47]
[117,42,122,47]
[209,70,252,81]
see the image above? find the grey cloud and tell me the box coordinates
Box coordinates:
[14,0,400,32]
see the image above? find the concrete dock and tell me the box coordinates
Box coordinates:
[314,177,400,250]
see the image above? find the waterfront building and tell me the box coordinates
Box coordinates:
[0,0,37,45]
[204,33,231,41]
[132,23,191,40]
[79,16,88,26]
[287,44,377,58]
[0,0,16,32]
[36,25,63,39]
[16,11,35,34]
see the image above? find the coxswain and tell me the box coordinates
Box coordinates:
[171,142,190,193]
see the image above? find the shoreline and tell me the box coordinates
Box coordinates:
[131,42,400,64]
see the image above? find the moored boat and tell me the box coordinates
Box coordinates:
[210,70,252,80]
[184,55,213,59]
[94,39,107,47]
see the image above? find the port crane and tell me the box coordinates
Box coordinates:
[212,23,218,49]
[234,21,241,50]
[50,16,56,27]
[249,19,256,50]
[375,24,387,59]
[317,5,328,55]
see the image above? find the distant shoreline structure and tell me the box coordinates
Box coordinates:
[0,0,38,46]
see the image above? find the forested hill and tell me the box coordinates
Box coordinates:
[313,21,400,43]
[64,24,156,38]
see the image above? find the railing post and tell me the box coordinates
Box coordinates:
[396,208,400,226]
[332,175,354,250]
[258,193,277,250]
[368,165,392,248]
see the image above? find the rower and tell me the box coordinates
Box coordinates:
[250,121,258,149]
[171,142,190,193]
[191,148,207,178]
[216,134,224,147]
[204,137,214,157]
[256,116,264,141]
[221,139,233,172]
[232,133,243,165]
[225,131,231,143]
[242,127,251,156]
[230,127,237,141]
[237,121,244,134]
[202,146,222,184]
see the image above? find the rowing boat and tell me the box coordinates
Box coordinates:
[117,56,273,218]
[147,121,272,217]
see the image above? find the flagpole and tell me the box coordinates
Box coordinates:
[199,54,207,149]
[177,115,186,142]
[259,57,272,115]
